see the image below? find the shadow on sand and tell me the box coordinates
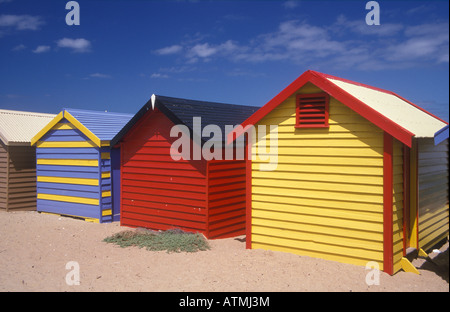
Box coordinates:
[418,239,449,283]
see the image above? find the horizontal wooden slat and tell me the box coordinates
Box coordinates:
[253,185,383,204]
[122,185,205,200]
[122,211,206,232]
[122,178,205,193]
[253,208,383,233]
[123,164,205,178]
[252,162,383,175]
[253,201,382,223]
[254,146,382,157]
[252,234,383,262]
[122,204,206,223]
[37,141,97,148]
[37,176,99,186]
[122,198,206,216]
[37,193,99,205]
[253,177,382,195]
[37,159,98,167]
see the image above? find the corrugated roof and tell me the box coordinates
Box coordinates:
[156,95,259,134]
[0,109,56,145]
[63,108,133,141]
[111,95,259,145]
[327,78,447,138]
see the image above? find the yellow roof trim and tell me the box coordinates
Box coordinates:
[30,111,64,146]
[63,110,102,147]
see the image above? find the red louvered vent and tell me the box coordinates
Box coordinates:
[295,93,329,128]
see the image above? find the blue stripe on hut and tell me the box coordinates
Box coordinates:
[31,108,132,223]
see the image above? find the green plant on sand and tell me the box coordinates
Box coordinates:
[103,228,210,253]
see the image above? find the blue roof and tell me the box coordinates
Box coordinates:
[64,108,133,141]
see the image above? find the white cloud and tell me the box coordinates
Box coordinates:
[188,43,218,58]
[90,73,111,78]
[32,45,50,53]
[57,38,91,53]
[185,40,241,62]
[150,73,169,79]
[11,43,26,51]
[383,22,449,64]
[333,15,404,37]
[234,20,345,63]
[0,14,44,30]
[154,45,183,55]
[154,17,449,71]
[404,22,449,38]
[283,1,300,9]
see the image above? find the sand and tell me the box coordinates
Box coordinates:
[0,210,448,292]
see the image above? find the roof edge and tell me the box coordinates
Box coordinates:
[30,110,103,147]
[228,70,415,147]
[110,94,203,146]
[0,109,56,118]
[434,124,449,145]
[63,110,102,147]
[110,97,154,146]
[320,71,448,125]
[30,111,64,146]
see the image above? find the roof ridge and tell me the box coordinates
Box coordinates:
[63,108,133,116]
[230,69,448,147]
[155,94,258,109]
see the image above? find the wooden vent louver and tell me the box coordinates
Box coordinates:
[296,93,329,128]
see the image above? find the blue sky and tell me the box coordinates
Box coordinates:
[0,0,448,121]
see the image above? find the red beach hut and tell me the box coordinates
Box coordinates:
[111,95,258,239]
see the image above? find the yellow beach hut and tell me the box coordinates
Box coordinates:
[230,70,449,275]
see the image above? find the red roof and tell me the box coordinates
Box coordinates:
[228,70,448,147]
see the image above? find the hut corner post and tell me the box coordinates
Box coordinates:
[384,133,419,275]
[245,136,252,249]
[400,144,420,274]
[402,144,410,255]
[409,139,420,251]
[119,142,124,226]
[383,132,394,275]
[206,161,210,239]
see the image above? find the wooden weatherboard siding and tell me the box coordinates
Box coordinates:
[417,138,449,251]
[121,110,208,233]
[207,160,246,239]
[120,108,247,239]
[250,82,385,269]
[36,119,113,222]
[0,142,37,211]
